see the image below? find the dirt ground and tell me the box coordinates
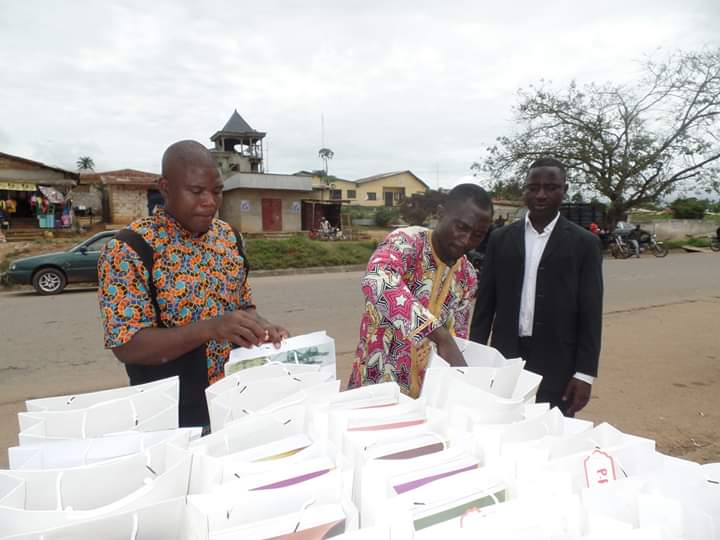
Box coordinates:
[0,253,719,467]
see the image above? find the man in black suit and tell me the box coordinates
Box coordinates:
[470,158,603,416]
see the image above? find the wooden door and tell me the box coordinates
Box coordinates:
[261,198,283,232]
[384,191,394,207]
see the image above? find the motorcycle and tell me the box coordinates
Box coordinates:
[309,227,345,241]
[608,232,633,259]
[642,233,668,258]
[711,236,720,252]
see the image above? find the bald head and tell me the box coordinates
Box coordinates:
[161,140,217,181]
[158,140,223,234]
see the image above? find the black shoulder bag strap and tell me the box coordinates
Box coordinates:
[229,225,250,280]
[114,229,163,326]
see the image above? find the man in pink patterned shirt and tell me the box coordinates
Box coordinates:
[348,184,493,397]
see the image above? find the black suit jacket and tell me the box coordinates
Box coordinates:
[470,215,603,392]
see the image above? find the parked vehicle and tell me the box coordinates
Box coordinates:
[608,232,633,259]
[711,236,720,252]
[309,227,344,241]
[642,233,669,257]
[4,230,117,295]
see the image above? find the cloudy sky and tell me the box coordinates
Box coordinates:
[1,0,718,188]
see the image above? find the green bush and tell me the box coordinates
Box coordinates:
[245,235,376,270]
[670,198,707,219]
[374,207,400,227]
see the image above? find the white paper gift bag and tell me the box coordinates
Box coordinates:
[327,399,429,455]
[183,467,358,539]
[18,381,179,445]
[421,361,525,407]
[442,377,527,428]
[384,467,508,534]
[513,423,660,495]
[0,440,187,511]
[8,428,198,470]
[307,382,405,443]
[188,405,307,492]
[0,444,192,537]
[225,331,336,377]
[429,337,521,368]
[3,497,186,540]
[473,407,593,466]
[207,372,334,431]
[511,369,543,402]
[206,363,325,407]
[358,445,479,527]
[412,493,584,540]
[24,377,178,412]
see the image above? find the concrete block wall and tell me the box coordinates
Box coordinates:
[109,185,149,223]
[71,185,103,215]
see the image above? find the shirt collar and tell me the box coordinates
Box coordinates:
[524,211,560,236]
[154,205,212,240]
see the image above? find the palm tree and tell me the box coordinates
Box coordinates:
[318,148,334,175]
[76,156,95,171]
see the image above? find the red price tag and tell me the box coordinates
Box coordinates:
[583,449,617,488]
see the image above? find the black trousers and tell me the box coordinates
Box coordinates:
[518,337,573,417]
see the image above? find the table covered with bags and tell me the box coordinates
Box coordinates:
[1,332,718,539]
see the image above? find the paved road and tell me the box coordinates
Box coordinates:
[0,252,719,463]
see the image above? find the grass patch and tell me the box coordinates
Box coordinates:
[246,235,377,270]
[663,237,712,249]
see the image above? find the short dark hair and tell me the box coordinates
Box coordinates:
[445,183,494,216]
[528,157,567,179]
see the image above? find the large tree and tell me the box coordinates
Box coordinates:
[476,48,720,225]
[398,190,446,225]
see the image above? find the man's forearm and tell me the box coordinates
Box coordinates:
[112,320,216,366]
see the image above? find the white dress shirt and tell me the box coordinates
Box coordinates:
[519,212,594,385]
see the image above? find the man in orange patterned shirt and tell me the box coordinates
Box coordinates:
[98,140,288,427]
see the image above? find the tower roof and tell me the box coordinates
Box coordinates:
[222,110,255,133]
[211,110,265,142]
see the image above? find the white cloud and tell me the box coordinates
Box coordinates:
[0,0,718,185]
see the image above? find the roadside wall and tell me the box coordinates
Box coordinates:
[632,219,718,240]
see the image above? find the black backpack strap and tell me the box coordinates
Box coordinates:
[230,225,250,277]
[114,229,163,326]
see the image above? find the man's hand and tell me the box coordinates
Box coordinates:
[562,378,592,417]
[245,310,290,348]
[210,311,267,348]
[261,322,290,348]
[428,327,466,367]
